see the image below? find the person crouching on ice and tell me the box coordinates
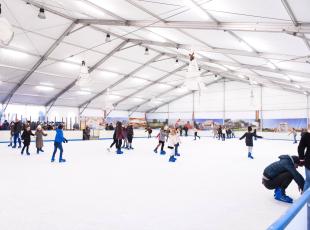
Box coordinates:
[51,124,68,163]
[239,126,262,159]
[262,155,304,203]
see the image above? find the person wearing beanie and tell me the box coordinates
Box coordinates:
[115,121,124,154]
[21,126,34,155]
[51,124,68,163]
[35,125,47,154]
[298,131,310,191]
[239,126,263,159]
[262,155,304,203]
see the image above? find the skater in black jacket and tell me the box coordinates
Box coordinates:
[239,126,262,159]
[21,126,34,155]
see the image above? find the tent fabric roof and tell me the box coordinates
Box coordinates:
[0,0,310,112]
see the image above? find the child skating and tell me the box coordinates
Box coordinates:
[239,126,263,159]
[154,127,167,154]
[167,128,178,162]
[35,125,47,154]
[21,126,34,155]
[193,127,201,140]
[115,121,124,154]
[51,124,68,163]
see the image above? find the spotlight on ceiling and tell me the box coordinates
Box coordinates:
[144,47,149,55]
[38,8,46,19]
[175,58,179,65]
[0,4,14,46]
[105,33,111,42]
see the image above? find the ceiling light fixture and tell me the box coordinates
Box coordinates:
[144,47,149,55]
[76,60,90,86]
[38,8,46,19]
[35,85,55,91]
[0,4,14,46]
[105,33,111,42]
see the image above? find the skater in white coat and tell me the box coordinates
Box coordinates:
[167,128,178,162]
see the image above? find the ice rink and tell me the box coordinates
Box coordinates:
[0,136,304,230]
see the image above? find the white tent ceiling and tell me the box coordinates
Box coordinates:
[0,0,310,113]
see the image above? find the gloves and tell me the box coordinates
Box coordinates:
[63,138,68,143]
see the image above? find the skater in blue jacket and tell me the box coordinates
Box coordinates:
[51,124,68,163]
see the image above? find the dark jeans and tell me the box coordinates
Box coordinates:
[194,132,200,140]
[52,142,63,160]
[175,143,179,154]
[116,139,122,150]
[21,144,29,154]
[185,129,188,136]
[110,139,116,148]
[262,172,293,194]
[13,133,21,147]
[155,141,165,151]
[127,135,133,143]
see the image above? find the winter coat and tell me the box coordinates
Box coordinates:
[21,130,34,145]
[127,126,134,136]
[239,131,262,147]
[157,130,167,142]
[35,130,47,149]
[115,126,124,140]
[298,132,310,169]
[263,155,305,189]
[168,134,178,147]
[54,128,66,143]
[13,121,22,134]
[122,128,128,139]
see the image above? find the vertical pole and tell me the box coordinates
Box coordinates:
[223,78,226,125]
[307,94,309,130]
[192,91,195,123]
[260,85,263,131]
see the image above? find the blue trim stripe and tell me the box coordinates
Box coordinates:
[267,189,310,230]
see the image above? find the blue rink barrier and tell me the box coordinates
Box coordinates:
[267,189,310,230]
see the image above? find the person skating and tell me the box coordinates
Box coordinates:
[145,127,152,138]
[107,130,117,152]
[289,128,297,144]
[122,125,128,149]
[115,121,124,154]
[8,121,14,147]
[51,124,68,163]
[12,119,22,148]
[239,126,263,159]
[262,155,304,203]
[35,125,47,154]
[193,127,201,140]
[167,128,179,162]
[175,128,181,157]
[21,126,34,155]
[298,131,310,191]
[127,124,134,150]
[217,125,223,140]
[154,127,167,154]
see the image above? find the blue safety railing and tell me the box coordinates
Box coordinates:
[267,188,310,230]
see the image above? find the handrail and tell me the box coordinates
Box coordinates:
[267,188,310,230]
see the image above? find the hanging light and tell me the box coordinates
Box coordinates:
[38,8,46,19]
[144,47,149,55]
[76,60,90,86]
[105,33,111,42]
[183,49,205,91]
[0,4,14,46]
[175,58,179,65]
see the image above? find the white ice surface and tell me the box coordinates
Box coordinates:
[0,136,305,230]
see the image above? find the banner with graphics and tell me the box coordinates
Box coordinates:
[262,118,307,132]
